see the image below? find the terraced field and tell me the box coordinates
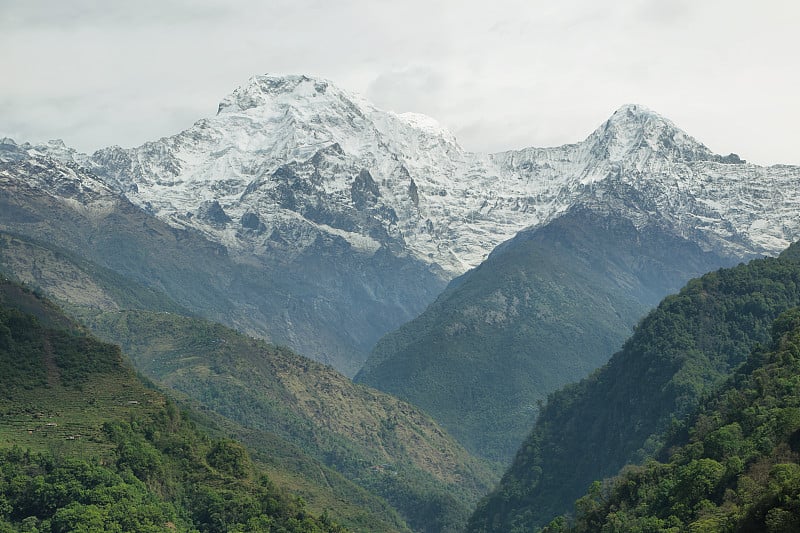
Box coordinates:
[0,373,164,458]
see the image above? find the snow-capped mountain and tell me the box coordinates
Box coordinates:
[84,76,800,276]
[4,75,800,375]
[0,138,118,213]
[89,74,478,272]
[0,133,448,377]
[494,104,799,257]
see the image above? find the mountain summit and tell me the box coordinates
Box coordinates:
[588,103,715,163]
[4,74,800,374]
[86,75,798,275]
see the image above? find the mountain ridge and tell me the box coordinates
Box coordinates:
[355,206,739,461]
[3,75,800,375]
[53,76,800,272]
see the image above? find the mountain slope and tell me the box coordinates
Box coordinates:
[356,205,738,462]
[0,201,497,530]
[0,138,444,375]
[555,308,800,532]
[84,309,497,533]
[0,231,188,315]
[0,281,350,533]
[0,269,412,532]
[467,241,800,531]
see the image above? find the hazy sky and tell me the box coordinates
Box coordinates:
[1,0,798,165]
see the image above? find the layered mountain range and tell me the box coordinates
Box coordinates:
[3,73,800,532]
[3,74,800,376]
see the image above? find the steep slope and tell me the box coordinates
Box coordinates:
[553,308,800,532]
[0,282,351,533]
[0,138,443,375]
[0,138,250,327]
[0,231,187,315]
[0,243,411,531]
[467,241,800,531]
[356,206,736,462]
[84,309,497,533]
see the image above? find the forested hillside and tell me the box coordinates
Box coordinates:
[0,229,496,532]
[548,307,800,532]
[83,309,496,533]
[357,207,734,462]
[468,241,800,531]
[0,281,347,532]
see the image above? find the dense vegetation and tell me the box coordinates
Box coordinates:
[83,309,496,533]
[0,242,410,532]
[357,207,734,462]
[467,241,800,531]
[546,308,800,532]
[0,230,495,532]
[0,282,347,532]
[0,423,346,533]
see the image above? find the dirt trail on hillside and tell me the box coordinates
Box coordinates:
[42,336,60,387]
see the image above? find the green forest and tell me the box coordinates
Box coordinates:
[468,242,800,531]
[546,307,800,532]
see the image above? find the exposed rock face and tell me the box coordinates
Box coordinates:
[197,200,231,225]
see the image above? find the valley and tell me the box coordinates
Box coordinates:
[2,74,800,532]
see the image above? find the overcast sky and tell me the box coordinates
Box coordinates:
[1,0,798,165]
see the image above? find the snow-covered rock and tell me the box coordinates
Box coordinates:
[0,138,118,216]
[83,77,800,277]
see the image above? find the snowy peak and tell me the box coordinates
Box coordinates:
[84,74,477,270]
[587,104,714,163]
[217,74,343,115]
[75,76,800,276]
[214,73,460,146]
[1,137,85,166]
[0,137,117,212]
